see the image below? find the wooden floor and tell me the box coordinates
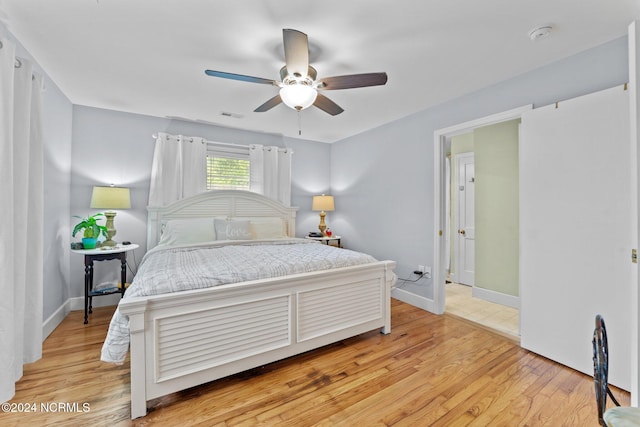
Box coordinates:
[3,299,628,426]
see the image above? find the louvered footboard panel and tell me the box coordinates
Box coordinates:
[154,295,291,382]
[297,279,383,342]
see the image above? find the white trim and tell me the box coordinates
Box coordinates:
[68,294,121,311]
[433,105,532,316]
[391,288,436,312]
[435,106,533,137]
[42,301,70,340]
[42,297,120,341]
[629,20,640,406]
[471,287,520,309]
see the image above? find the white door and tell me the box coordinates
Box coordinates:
[520,85,632,390]
[456,153,475,286]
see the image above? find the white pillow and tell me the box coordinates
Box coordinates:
[248,217,286,239]
[214,219,252,240]
[158,218,216,246]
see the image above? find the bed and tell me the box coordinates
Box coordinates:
[100,190,396,419]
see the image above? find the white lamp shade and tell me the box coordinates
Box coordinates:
[280,84,318,111]
[90,186,131,209]
[312,194,335,211]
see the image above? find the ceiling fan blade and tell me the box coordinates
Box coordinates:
[254,94,283,112]
[313,93,344,116]
[318,72,388,90]
[283,29,309,78]
[205,70,277,86]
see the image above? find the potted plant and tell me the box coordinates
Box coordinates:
[72,213,108,249]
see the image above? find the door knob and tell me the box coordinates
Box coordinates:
[459,229,466,235]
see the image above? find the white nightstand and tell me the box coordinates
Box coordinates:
[71,243,139,324]
[305,235,342,247]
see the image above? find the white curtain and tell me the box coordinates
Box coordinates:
[249,144,292,206]
[0,39,44,403]
[148,132,207,206]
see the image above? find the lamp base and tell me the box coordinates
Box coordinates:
[318,211,327,236]
[101,239,116,247]
[103,211,117,246]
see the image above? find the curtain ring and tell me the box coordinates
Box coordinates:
[0,40,3,49]
[15,58,22,68]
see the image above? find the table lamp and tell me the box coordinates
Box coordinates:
[90,185,131,246]
[312,194,335,236]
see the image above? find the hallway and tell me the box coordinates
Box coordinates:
[445,282,519,340]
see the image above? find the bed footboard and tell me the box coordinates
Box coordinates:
[120,260,395,419]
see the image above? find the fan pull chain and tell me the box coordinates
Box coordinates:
[297,110,302,136]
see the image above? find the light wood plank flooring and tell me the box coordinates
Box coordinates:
[446,282,520,339]
[2,299,626,426]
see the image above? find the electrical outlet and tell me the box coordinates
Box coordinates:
[414,265,432,280]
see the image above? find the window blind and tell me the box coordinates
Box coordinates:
[206,145,250,191]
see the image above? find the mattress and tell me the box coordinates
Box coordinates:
[100,238,378,363]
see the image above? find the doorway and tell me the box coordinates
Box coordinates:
[433,106,532,334]
[445,121,520,338]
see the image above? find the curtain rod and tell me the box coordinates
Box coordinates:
[151,133,291,153]
[1,40,27,69]
[151,133,243,149]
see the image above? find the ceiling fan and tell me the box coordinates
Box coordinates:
[204,29,388,116]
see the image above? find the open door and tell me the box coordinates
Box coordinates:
[519,84,633,390]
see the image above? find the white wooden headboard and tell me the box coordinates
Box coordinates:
[147,190,299,250]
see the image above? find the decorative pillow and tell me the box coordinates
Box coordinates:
[214,219,252,240]
[158,218,216,246]
[249,217,286,239]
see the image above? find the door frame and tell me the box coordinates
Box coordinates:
[432,105,532,314]
[628,20,640,405]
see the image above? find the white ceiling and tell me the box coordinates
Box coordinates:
[1,0,639,143]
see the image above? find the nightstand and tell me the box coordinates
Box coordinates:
[71,243,139,324]
[305,235,342,247]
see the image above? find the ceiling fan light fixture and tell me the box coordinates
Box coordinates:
[279,81,317,111]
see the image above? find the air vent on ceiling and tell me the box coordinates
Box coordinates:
[220,111,243,119]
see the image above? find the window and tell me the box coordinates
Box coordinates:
[206,144,250,191]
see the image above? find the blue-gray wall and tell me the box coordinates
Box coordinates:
[69,107,332,301]
[331,36,629,299]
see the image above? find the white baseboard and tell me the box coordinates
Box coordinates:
[472,286,520,309]
[391,287,436,312]
[42,300,71,339]
[42,295,121,340]
[68,294,121,311]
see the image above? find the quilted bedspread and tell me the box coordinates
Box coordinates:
[100,238,377,363]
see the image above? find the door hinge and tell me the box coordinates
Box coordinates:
[632,249,637,264]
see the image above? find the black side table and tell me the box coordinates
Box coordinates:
[72,244,139,324]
